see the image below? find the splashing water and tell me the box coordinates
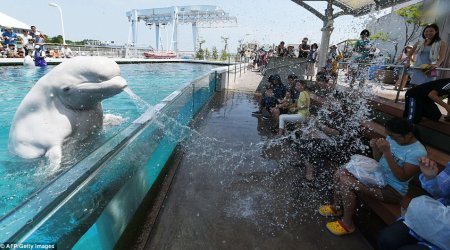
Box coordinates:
[145,85,375,236]
[123,87,152,113]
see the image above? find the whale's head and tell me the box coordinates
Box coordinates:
[42,57,127,110]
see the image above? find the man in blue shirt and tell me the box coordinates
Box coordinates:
[2,27,18,46]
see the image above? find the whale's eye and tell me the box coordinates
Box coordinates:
[62,87,70,92]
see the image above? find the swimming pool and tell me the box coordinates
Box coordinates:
[0,62,225,247]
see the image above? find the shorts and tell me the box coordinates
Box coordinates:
[381,185,403,204]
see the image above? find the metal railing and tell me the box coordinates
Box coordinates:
[337,61,450,102]
[40,43,150,58]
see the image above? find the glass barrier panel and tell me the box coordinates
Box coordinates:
[0,70,222,248]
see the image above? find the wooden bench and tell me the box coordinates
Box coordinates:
[308,88,450,225]
[368,96,450,136]
[360,121,449,225]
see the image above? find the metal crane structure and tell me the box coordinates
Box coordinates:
[126,5,237,52]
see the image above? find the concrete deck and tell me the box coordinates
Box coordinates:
[135,70,373,250]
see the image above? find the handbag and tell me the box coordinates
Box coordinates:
[344,154,386,187]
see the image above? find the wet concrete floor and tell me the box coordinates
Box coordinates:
[144,91,373,250]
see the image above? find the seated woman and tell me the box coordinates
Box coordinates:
[252,74,286,119]
[277,80,310,135]
[6,44,19,58]
[319,117,427,236]
[378,158,450,250]
[271,75,299,122]
[271,90,296,123]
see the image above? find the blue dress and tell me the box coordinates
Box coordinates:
[410,46,435,85]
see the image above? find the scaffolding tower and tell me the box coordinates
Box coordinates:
[126,5,237,52]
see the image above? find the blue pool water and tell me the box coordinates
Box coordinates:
[0,63,216,218]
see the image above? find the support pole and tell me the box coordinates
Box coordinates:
[318,0,334,68]
[156,24,160,51]
[192,22,198,52]
[131,9,138,47]
[171,7,179,52]
[239,58,242,77]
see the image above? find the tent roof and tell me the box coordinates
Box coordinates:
[335,0,412,16]
[0,12,30,30]
[291,0,412,19]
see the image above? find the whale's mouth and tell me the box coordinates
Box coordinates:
[76,76,128,94]
[61,76,127,111]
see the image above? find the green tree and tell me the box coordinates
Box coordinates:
[220,49,229,61]
[47,35,64,44]
[212,46,218,60]
[395,3,425,47]
[195,39,206,60]
[370,32,390,42]
[195,48,204,60]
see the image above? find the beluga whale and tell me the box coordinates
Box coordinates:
[8,57,127,168]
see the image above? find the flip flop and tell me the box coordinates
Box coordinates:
[318,205,343,217]
[326,220,355,236]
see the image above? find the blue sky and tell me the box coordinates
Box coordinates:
[3,0,383,51]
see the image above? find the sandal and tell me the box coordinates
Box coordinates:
[318,205,342,217]
[326,220,355,236]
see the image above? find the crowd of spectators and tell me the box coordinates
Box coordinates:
[252,24,450,249]
[1,25,74,64]
[253,76,449,249]
[248,36,343,85]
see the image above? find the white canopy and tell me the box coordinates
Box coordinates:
[0,12,30,30]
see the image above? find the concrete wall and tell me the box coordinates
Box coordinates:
[256,57,309,93]
[367,11,421,62]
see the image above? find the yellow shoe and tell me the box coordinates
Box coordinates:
[326,220,355,236]
[318,205,342,217]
